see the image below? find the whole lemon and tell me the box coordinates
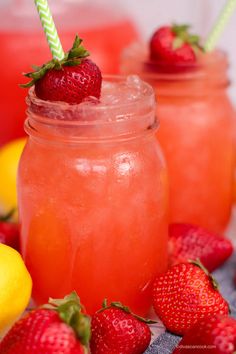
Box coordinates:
[0,243,32,333]
[0,138,26,220]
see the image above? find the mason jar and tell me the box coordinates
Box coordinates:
[18,76,168,315]
[122,46,236,233]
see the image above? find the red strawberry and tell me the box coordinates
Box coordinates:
[173,315,236,354]
[22,36,102,104]
[149,24,201,71]
[0,222,19,251]
[152,261,229,335]
[169,223,233,272]
[0,211,20,251]
[0,292,90,354]
[90,301,153,354]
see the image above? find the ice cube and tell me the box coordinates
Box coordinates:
[126,75,142,89]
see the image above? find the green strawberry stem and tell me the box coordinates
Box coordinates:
[100,299,157,324]
[21,35,90,88]
[191,259,219,290]
[171,23,203,52]
[44,291,91,346]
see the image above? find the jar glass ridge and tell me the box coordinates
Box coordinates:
[25,76,158,143]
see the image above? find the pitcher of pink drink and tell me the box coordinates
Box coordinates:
[0,0,139,146]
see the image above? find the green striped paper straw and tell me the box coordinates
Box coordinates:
[34,0,65,60]
[204,0,236,52]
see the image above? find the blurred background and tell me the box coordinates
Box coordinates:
[0,0,235,146]
[122,0,236,102]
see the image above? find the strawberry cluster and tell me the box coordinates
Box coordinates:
[0,294,153,354]
[152,224,236,353]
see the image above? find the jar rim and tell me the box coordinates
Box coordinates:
[27,74,156,126]
[122,44,229,83]
[25,75,157,142]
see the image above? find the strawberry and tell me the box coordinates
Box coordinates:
[22,36,102,104]
[149,24,201,71]
[169,223,233,272]
[0,292,90,354]
[0,210,19,251]
[90,300,153,354]
[152,261,229,335]
[0,222,19,251]
[173,315,236,354]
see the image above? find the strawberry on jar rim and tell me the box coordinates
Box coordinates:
[0,292,90,354]
[90,300,153,354]
[152,260,229,335]
[149,24,202,71]
[22,35,102,105]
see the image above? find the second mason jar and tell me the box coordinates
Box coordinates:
[122,46,236,233]
[18,76,168,316]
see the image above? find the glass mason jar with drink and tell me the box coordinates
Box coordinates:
[121,24,236,233]
[18,75,168,315]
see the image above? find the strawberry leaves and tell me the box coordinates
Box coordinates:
[44,291,91,346]
[100,299,156,324]
[22,61,57,88]
[67,36,89,61]
[21,35,90,88]
[172,24,202,51]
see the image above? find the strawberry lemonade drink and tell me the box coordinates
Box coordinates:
[121,25,235,233]
[18,65,168,314]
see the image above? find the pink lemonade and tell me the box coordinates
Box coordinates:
[18,76,168,315]
[121,45,236,233]
[0,0,139,146]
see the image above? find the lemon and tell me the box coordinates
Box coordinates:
[0,243,32,333]
[0,138,26,220]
